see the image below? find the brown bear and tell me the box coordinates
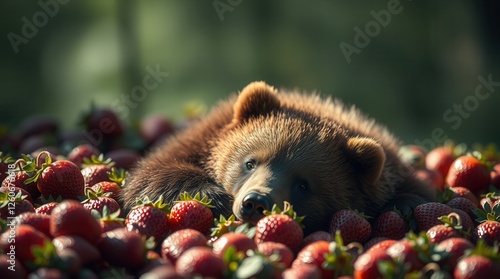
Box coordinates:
[121,81,436,234]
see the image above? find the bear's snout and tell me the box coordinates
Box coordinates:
[240,192,272,224]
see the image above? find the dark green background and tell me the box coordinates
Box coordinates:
[1,1,499,150]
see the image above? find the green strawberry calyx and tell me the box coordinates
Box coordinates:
[81,154,115,168]
[23,151,54,184]
[323,231,361,277]
[91,205,124,223]
[0,152,14,164]
[133,195,170,214]
[0,190,29,208]
[263,201,305,226]
[406,231,449,264]
[465,239,500,261]
[82,186,112,203]
[176,192,215,209]
[473,200,500,223]
[108,167,127,186]
[437,212,470,237]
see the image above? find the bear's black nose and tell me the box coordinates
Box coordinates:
[241,192,272,224]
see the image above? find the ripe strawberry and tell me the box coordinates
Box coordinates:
[293,232,355,278]
[414,168,444,191]
[364,238,396,254]
[363,237,389,251]
[372,209,409,240]
[212,232,257,256]
[426,213,468,243]
[354,247,393,279]
[81,187,120,214]
[329,209,372,244]
[175,246,225,278]
[436,237,474,272]
[169,192,215,235]
[91,205,125,233]
[301,230,333,249]
[81,154,114,187]
[0,224,53,265]
[0,185,33,203]
[89,167,126,201]
[444,186,479,206]
[1,170,40,200]
[14,212,51,236]
[282,264,321,279]
[254,202,304,252]
[447,155,491,195]
[257,241,294,268]
[50,200,102,244]
[453,208,475,234]
[125,196,170,244]
[97,227,148,269]
[426,146,455,179]
[34,195,61,215]
[105,149,141,170]
[209,214,244,239]
[161,228,207,263]
[0,190,35,218]
[447,197,478,221]
[83,107,124,139]
[139,114,174,145]
[66,143,100,168]
[52,235,101,266]
[472,201,500,245]
[454,254,500,279]
[413,202,454,232]
[26,153,85,200]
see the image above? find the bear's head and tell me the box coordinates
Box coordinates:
[209,81,389,233]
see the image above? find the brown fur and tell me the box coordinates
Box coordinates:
[121,81,436,234]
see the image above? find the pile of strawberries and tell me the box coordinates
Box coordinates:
[1,108,500,278]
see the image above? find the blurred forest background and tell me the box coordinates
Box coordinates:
[1,0,499,150]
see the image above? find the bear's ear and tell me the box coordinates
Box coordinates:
[345,137,386,186]
[232,81,280,124]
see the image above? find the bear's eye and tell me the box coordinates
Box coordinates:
[245,160,256,171]
[296,180,309,192]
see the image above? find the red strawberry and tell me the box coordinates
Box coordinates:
[354,247,393,279]
[329,209,372,244]
[0,224,52,266]
[254,202,304,252]
[0,186,33,203]
[454,254,500,279]
[446,186,479,206]
[0,190,35,218]
[301,230,333,250]
[414,168,444,191]
[447,155,491,195]
[105,149,141,170]
[372,209,409,240]
[81,187,120,214]
[426,146,455,179]
[89,167,126,200]
[258,241,294,268]
[447,197,478,221]
[436,237,474,272]
[472,201,500,245]
[293,233,355,278]
[168,192,214,235]
[34,196,60,215]
[14,212,51,236]
[161,228,207,263]
[81,154,114,187]
[364,239,396,254]
[26,154,85,200]
[50,200,102,244]
[212,232,257,256]
[139,114,174,145]
[91,205,125,233]
[175,246,225,278]
[282,264,321,279]
[413,202,454,232]
[363,237,389,251]
[66,144,100,168]
[83,107,124,139]
[125,196,170,244]
[426,213,468,244]
[52,235,101,266]
[97,227,148,268]
[1,170,40,200]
